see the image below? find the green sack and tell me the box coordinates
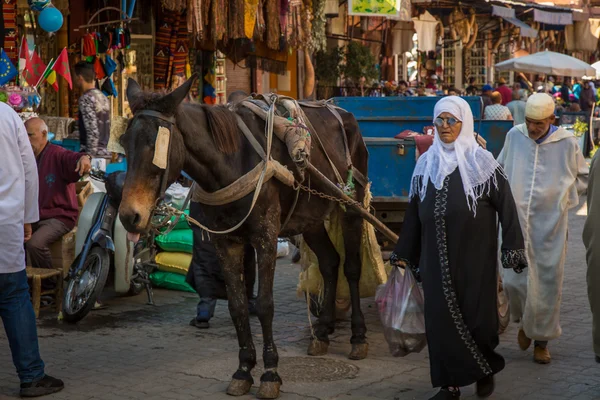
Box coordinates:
[149,270,196,293]
[159,209,190,232]
[156,229,193,253]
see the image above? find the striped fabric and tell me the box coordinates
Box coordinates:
[3,0,17,65]
[154,12,174,90]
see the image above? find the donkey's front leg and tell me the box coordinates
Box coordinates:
[253,235,282,399]
[343,213,368,360]
[214,239,256,396]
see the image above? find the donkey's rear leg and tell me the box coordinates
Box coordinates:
[342,212,368,360]
[303,223,340,356]
[213,239,256,396]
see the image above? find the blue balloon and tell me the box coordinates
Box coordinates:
[38,7,63,33]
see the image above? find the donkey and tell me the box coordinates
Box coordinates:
[118,76,369,399]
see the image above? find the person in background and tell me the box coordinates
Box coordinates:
[580,80,596,112]
[24,118,91,271]
[447,87,459,96]
[481,84,494,108]
[0,102,64,397]
[507,91,527,125]
[560,78,572,106]
[397,80,414,97]
[392,96,526,399]
[426,75,438,91]
[546,76,555,94]
[186,201,257,329]
[584,150,600,364]
[484,91,513,121]
[465,77,478,96]
[499,93,588,365]
[73,61,111,157]
[573,78,582,101]
[496,77,513,106]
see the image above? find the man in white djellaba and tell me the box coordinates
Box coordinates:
[498,93,588,364]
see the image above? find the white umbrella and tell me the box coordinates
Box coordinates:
[495,50,596,77]
[591,61,600,78]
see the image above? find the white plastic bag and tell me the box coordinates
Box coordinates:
[165,183,190,209]
[277,239,290,258]
[375,266,427,357]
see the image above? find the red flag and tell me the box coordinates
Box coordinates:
[52,48,72,89]
[24,49,46,87]
[18,37,29,73]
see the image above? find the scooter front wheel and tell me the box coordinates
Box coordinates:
[62,247,110,323]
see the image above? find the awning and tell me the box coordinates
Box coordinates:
[534,9,573,25]
[492,5,538,38]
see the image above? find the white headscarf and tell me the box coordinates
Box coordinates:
[410,96,503,215]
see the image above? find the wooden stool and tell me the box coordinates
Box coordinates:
[26,268,63,318]
[49,229,76,277]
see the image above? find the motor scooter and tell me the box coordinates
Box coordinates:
[62,169,157,323]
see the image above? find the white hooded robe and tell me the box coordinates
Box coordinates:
[498,124,588,341]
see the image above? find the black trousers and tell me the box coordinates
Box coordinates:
[185,201,256,300]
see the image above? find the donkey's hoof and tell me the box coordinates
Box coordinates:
[227,379,253,396]
[307,339,329,356]
[349,342,369,360]
[256,381,281,399]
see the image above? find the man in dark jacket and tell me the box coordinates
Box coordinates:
[25,117,91,269]
[186,201,256,328]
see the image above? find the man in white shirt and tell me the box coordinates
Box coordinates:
[0,103,64,397]
[499,93,588,364]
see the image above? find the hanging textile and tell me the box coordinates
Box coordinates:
[212,0,227,42]
[312,0,327,52]
[565,20,600,52]
[172,10,190,88]
[154,12,175,90]
[412,11,439,53]
[187,0,203,38]
[398,0,411,22]
[392,21,415,55]
[266,0,281,50]
[3,0,17,65]
[244,0,260,39]
[246,41,288,75]
[230,0,245,40]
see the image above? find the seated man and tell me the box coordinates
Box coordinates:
[25,117,91,269]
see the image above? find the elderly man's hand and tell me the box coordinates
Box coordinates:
[24,223,32,243]
[76,155,92,176]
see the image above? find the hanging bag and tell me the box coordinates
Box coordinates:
[375,266,427,357]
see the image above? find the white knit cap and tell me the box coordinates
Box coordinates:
[526,93,555,120]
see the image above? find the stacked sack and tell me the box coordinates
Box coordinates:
[149,210,196,293]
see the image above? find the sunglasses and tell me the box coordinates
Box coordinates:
[434,117,460,128]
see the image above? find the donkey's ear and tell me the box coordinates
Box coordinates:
[126,78,143,112]
[160,74,198,114]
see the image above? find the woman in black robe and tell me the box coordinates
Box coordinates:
[391,96,527,399]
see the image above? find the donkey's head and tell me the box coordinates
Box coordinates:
[118,76,195,237]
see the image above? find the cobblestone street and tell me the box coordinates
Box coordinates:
[1,200,599,400]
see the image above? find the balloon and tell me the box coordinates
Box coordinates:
[28,0,51,12]
[38,6,63,33]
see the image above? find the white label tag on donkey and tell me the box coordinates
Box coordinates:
[153,126,170,169]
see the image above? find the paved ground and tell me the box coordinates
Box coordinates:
[1,199,599,400]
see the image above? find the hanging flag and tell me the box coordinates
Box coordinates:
[46,70,58,91]
[0,49,18,86]
[24,49,46,87]
[52,48,72,89]
[18,36,29,74]
[37,58,57,91]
